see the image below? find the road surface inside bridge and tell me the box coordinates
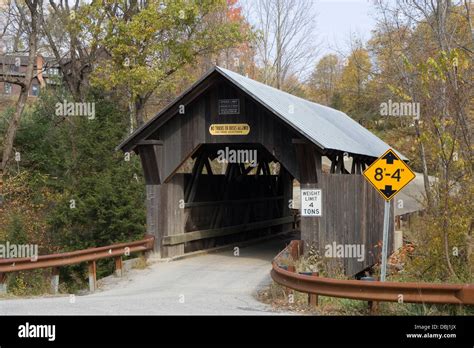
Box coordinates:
[0,236,292,315]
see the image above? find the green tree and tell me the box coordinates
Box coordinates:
[307,54,341,106]
[13,89,146,250]
[90,0,247,128]
[338,47,375,123]
[372,1,473,282]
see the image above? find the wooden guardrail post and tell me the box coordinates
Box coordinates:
[368,300,378,314]
[361,276,378,314]
[286,265,296,304]
[289,240,303,260]
[0,272,6,294]
[114,256,123,277]
[308,272,319,307]
[88,261,97,292]
[51,267,60,294]
[308,293,318,306]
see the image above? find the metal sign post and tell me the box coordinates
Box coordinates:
[363,149,416,282]
[0,169,3,207]
[380,200,391,281]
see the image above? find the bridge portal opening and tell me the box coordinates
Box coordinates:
[171,143,295,254]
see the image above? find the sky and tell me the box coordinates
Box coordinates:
[241,0,379,58]
[315,0,378,55]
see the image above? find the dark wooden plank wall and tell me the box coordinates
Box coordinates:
[205,81,301,179]
[317,173,394,275]
[151,78,300,183]
[295,143,322,252]
[181,166,293,253]
[145,184,161,252]
[158,174,186,258]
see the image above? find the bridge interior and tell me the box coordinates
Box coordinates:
[167,143,295,253]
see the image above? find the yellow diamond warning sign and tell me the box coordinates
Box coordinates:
[363,149,415,201]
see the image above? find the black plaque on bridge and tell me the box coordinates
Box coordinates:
[218,99,240,115]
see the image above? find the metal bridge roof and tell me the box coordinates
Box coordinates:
[216,66,406,160]
[118,66,407,161]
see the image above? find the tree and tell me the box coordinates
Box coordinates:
[0,0,40,206]
[9,88,147,250]
[337,46,374,123]
[252,0,319,91]
[307,54,341,106]
[370,2,435,208]
[38,0,106,101]
[373,0,473,281]
[90,0,246,129]
[213,0,257,78]
[162,0,257,111]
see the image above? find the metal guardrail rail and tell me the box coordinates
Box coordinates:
[271,240,474,307]
[0,235,155,294]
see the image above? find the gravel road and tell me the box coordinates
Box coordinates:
[0,236,291,315]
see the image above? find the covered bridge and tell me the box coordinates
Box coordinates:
[118,66,404,275]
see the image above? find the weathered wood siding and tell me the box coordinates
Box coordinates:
[158,174,186,258]
[145,184,161,252]
[151,78,300,182]
[313,173,394,275]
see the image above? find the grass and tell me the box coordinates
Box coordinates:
[131,255,148,270]
[5,270,52,297]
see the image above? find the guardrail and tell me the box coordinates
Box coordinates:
[271,240,474,311]
[0,235,155,294]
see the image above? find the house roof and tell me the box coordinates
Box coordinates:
[0,54,61,67]
[117,66,407,161]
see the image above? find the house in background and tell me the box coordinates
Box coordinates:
[0,53,62,112]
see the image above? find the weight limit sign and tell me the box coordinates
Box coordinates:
[301,189,322,216]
